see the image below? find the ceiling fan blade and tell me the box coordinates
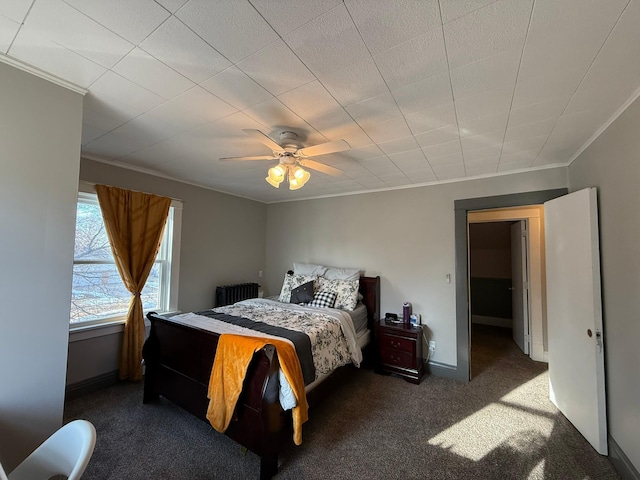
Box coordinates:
[219,155,277,162]
[298,159,343,177]
[297,139,350,157]
[242,129,283,152]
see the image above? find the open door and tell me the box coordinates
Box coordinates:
[511,220,529,355]
[545,187,607,454]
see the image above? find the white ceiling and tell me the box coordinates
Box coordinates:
[2,0,639,203]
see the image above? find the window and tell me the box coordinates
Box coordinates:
[70,188,181,327]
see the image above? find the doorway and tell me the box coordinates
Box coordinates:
[453,189,567,382]
[468,220,531,378]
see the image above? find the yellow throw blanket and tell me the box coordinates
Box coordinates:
[206,334,309,445]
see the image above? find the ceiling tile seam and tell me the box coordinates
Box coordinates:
[110,49,197,101]
[148,14,236,80]
[244,54,383,158]
[83,86,245,158]
[439,0,502,26]
[153,0,174,16]
[218,3,343,145]
[254,10,381,149]
[96,10,215,93]
[59,0,168,48]
[494,0,537,172]
[247,0,345,40]
[527,0,633,166]
[434,0,468,181]
[243,95,321,132]
[53,0,139,68]
[5,0,36,57]
[342,0,436,179]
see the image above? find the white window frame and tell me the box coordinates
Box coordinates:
[70,182,182,331]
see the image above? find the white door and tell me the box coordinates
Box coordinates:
[545,187,607,454]
[511,221,529,355]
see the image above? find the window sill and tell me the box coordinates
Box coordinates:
[69,310,180,342]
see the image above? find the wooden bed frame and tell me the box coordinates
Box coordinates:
[142,275,380,479]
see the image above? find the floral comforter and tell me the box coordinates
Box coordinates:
[213,298,362,379]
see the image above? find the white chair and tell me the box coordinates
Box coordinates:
[7,420,96,480]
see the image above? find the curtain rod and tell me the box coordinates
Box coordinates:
[79,180,184,203]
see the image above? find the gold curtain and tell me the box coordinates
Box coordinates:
[95,185,171,381]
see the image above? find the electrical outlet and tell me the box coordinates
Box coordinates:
[428,340,436,352]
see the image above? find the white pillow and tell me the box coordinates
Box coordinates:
[278,274,317,303]
[317,277,359,311]
[293,262,328,276]
[324,266,360,281]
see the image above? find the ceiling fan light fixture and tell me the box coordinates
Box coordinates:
[288,166,310,190]
[265,165,286,187]
[265,175,281,188]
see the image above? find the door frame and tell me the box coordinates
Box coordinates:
[454,189,567,382]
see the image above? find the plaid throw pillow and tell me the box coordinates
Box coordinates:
[308,291,337,308]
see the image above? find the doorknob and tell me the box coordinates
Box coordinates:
[587,329,592,337]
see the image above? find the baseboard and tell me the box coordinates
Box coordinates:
[427,360,468,382]
[609,435,640,480]
[65,370,120,401]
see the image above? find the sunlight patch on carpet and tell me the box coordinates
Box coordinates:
[427,374,555,461]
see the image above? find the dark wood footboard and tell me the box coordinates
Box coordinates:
[142,313,287,479]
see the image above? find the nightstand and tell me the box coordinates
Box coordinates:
[375,319,424,384]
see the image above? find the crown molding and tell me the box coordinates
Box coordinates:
[0,53,88,95]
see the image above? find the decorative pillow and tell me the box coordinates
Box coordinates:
[289,280,315,304]
[324,266,361,281]
[317,277,359,311]
[278,274,316,303]
[293,262,328,276]
[308,290,337,309]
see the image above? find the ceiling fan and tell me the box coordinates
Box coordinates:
[220,129,351,190]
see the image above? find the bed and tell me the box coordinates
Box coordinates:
[142,273,380,479]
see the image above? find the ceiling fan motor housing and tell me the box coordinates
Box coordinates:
[279,131,302,152]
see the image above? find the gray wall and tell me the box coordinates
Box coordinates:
[568,96,640,473]
[0,63,83,471]
[67,159,267,387]
[264,168,567,367]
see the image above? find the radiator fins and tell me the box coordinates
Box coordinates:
[215,283,260,307]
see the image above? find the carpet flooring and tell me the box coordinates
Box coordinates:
[64,325,620,479]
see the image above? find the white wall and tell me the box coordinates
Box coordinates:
[568,96,640,473]
[0,63,83,471]
[265,168,567,367]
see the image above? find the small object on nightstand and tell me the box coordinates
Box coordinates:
[375,319,424,384]
[384,312,402,324]
[402,302,412,324]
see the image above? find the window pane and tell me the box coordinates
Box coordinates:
[74,202,113,261]
[70,263,161,324]
[71,191,179,325]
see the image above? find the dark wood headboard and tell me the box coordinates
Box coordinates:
[359,275,380,329]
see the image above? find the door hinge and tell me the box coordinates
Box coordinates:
[523,281,529,290]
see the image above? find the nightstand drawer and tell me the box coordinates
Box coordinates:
[380,348,414,369]
[378,333,415,353]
